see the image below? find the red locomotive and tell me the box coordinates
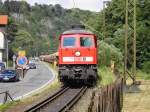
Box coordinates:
[58,25,98,85]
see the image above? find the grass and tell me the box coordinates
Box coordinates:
[136,70,150,80]
[0,100,20,112]
[126,70,150,85]
[48,63,58,72]
[97,66,116,86]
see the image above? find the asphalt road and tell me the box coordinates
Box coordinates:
[0,62,55,103]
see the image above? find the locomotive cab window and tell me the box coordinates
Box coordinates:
[80,37,94,47]
[63,37,76,47]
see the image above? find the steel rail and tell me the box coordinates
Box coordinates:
[25,86,69,112]
[25,86,87,112]
[59,86,87,112]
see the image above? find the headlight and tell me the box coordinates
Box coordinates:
[75,51,81,57]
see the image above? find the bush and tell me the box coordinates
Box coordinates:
[142,61,150,74]
[98,41,123,67]
[98,67,115,86]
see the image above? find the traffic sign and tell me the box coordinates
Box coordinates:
[18,50,26,57]
[16,56,28,67]
[13,55,16,61]
[13,55,17,69]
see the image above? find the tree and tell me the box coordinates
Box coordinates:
[10,30,34,56]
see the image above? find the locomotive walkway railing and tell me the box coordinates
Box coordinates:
[0,91,13,104]
[88,78,123,112]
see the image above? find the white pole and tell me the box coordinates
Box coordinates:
[6,38,8,68]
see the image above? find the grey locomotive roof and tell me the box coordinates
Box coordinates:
[62,29,94,35]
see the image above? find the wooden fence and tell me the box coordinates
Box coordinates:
[88,78,123,112]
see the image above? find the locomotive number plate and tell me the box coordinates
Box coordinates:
[63,57,93,62]
[74,57,83,61]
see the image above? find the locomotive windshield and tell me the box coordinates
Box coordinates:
[80,37,93,47]
[63,37,76,47]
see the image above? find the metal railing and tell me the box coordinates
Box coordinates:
[0,91,13,104]
[88,78,123,112]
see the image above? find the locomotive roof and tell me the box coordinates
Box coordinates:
[62,29,94,35]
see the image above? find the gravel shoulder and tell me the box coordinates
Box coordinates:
[122,83,150,112]
[71,88,95,112]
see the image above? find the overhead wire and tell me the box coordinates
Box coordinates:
[72,0,76,9]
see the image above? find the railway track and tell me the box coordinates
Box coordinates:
[25,86,87,112]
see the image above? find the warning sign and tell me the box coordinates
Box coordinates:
[18,50,26,57]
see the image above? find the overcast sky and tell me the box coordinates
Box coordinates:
[2,0,111,12]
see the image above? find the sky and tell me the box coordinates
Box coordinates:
[2,0,111,12]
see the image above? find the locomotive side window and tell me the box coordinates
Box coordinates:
[63,37,76,47]
[80,37,93,47]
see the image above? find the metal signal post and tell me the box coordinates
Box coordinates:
[124,0,137,84]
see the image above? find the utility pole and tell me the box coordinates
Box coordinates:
[124,0,128,83]
[103,1,106,40]
[103,0,110,40]
[124,0,136,84]
[133,0,137,84]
